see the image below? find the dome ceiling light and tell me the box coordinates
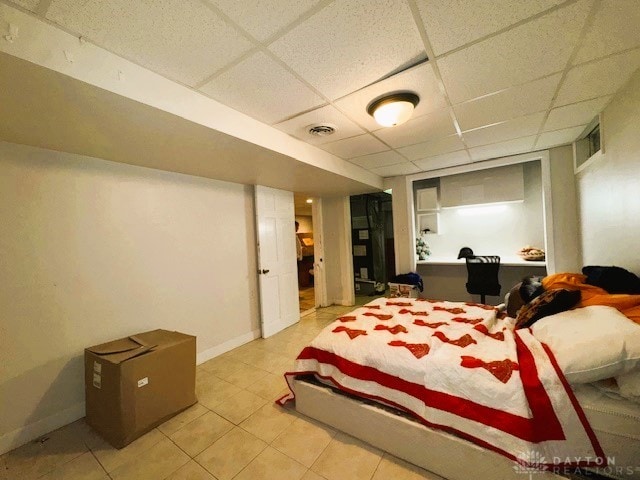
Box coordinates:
[367,92,420,128]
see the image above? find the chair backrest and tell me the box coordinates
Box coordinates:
[465,256,501,296]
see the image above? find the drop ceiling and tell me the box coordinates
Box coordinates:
[3,0,640,178]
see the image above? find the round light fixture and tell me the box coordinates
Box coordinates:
[367,92,420,127]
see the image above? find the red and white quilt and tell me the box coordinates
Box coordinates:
[279,297,605,468]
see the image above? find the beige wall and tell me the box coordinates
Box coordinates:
[577,69,640,274]
[322,197,354,306]
[547,145,581,273]
[386,176,414,274]
[0,141,260,452]
[295,215,313,233]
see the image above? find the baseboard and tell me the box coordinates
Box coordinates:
[1,331,261,455]
[0,401,85,455]
[196,329,261,364]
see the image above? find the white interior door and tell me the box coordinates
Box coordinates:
[255,185,300,338]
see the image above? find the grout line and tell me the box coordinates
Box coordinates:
[192,46,261,90]
[193,0,334,93]
[431,0,581,61]
[34,0,52,17]
[532,0,603,149]
[406,0,469,159]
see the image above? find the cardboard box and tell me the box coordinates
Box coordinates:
[389,282,420,298]
[85,329,196,448]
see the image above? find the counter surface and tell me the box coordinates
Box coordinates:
[417,256,546,267]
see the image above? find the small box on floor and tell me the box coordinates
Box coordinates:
[355,278,376,295]
[388,282,420,298]
[85,329,196,448]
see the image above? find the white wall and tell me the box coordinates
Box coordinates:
[425,162,544,259]
[295,215,313,233]
[547,145,581,273]
[0,141,260,452]
[322,197,354,306]
[387,176,414,274]
[577,69,640,274]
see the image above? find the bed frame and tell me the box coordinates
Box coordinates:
[293,378,564,480]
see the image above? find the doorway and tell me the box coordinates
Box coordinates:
[294,194,315,315]
[350,192,395,304]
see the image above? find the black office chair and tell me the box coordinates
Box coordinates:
[465,256,501,304]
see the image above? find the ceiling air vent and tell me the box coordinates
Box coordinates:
[307,123,336,137]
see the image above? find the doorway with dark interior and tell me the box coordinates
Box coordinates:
[294,194,316,314]
[350,191,395,303]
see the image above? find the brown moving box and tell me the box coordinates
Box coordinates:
[85,329,196,448]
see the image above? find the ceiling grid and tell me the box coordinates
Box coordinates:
[2,0,639,177]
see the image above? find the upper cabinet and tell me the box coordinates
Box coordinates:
[439,164,524,208]
[416,187,438,211]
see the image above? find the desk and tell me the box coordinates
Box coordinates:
[416,257,547,304]
[418,256,546,267]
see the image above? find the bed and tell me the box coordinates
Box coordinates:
[279,296,640,480]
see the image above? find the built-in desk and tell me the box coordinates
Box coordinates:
[415,256,547,304]
[418,256,546,267]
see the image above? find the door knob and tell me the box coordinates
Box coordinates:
[262,269,270,274]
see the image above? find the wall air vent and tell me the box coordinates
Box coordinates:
[307,124,336,137]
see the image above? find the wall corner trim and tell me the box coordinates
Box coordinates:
[196,329,262,365]
[0,402,86,456]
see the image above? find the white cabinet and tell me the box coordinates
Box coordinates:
[416,187,438,211]
[440,164,524,207]
[415,187,439,234]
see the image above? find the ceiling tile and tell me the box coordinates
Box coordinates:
[370,162,421,177]
[462,112,545,148]
[373,108,456,148]
[7,0,39,11]
[535,126,587,149]
[454,74,561,131]
[554,48,640,106]
[46,0,254,87]
[438,0,592,104]
[469,136,537,161]
[573,0,640,64]
[207,0,320,42]
[418,0,565,56]
[320,134,389,159]
[543,96,612,131]
[274,104,364,144]
[348,151,406,169]
[413,150,472,171]
[333,62,448,131]
[268,0,425,100]
[397,134,465,160]
[199,52,324,124]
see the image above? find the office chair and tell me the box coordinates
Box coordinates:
[465,256,501,304]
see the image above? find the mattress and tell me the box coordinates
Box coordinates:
[572,383,640,479]
[296,377,640,479]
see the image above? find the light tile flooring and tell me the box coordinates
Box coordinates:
[1,304,443,480]
[298,286,315,312]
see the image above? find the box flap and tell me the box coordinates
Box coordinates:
[87,335,157,364]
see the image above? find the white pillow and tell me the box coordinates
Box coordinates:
[616,370,640,402]
[531,305,640,384]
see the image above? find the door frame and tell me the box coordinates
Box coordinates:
[311,197,328,308]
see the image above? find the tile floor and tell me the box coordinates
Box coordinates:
[298,286,315,313]
[0,303,443,480]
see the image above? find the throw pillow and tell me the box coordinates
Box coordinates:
[515,289,581,329]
